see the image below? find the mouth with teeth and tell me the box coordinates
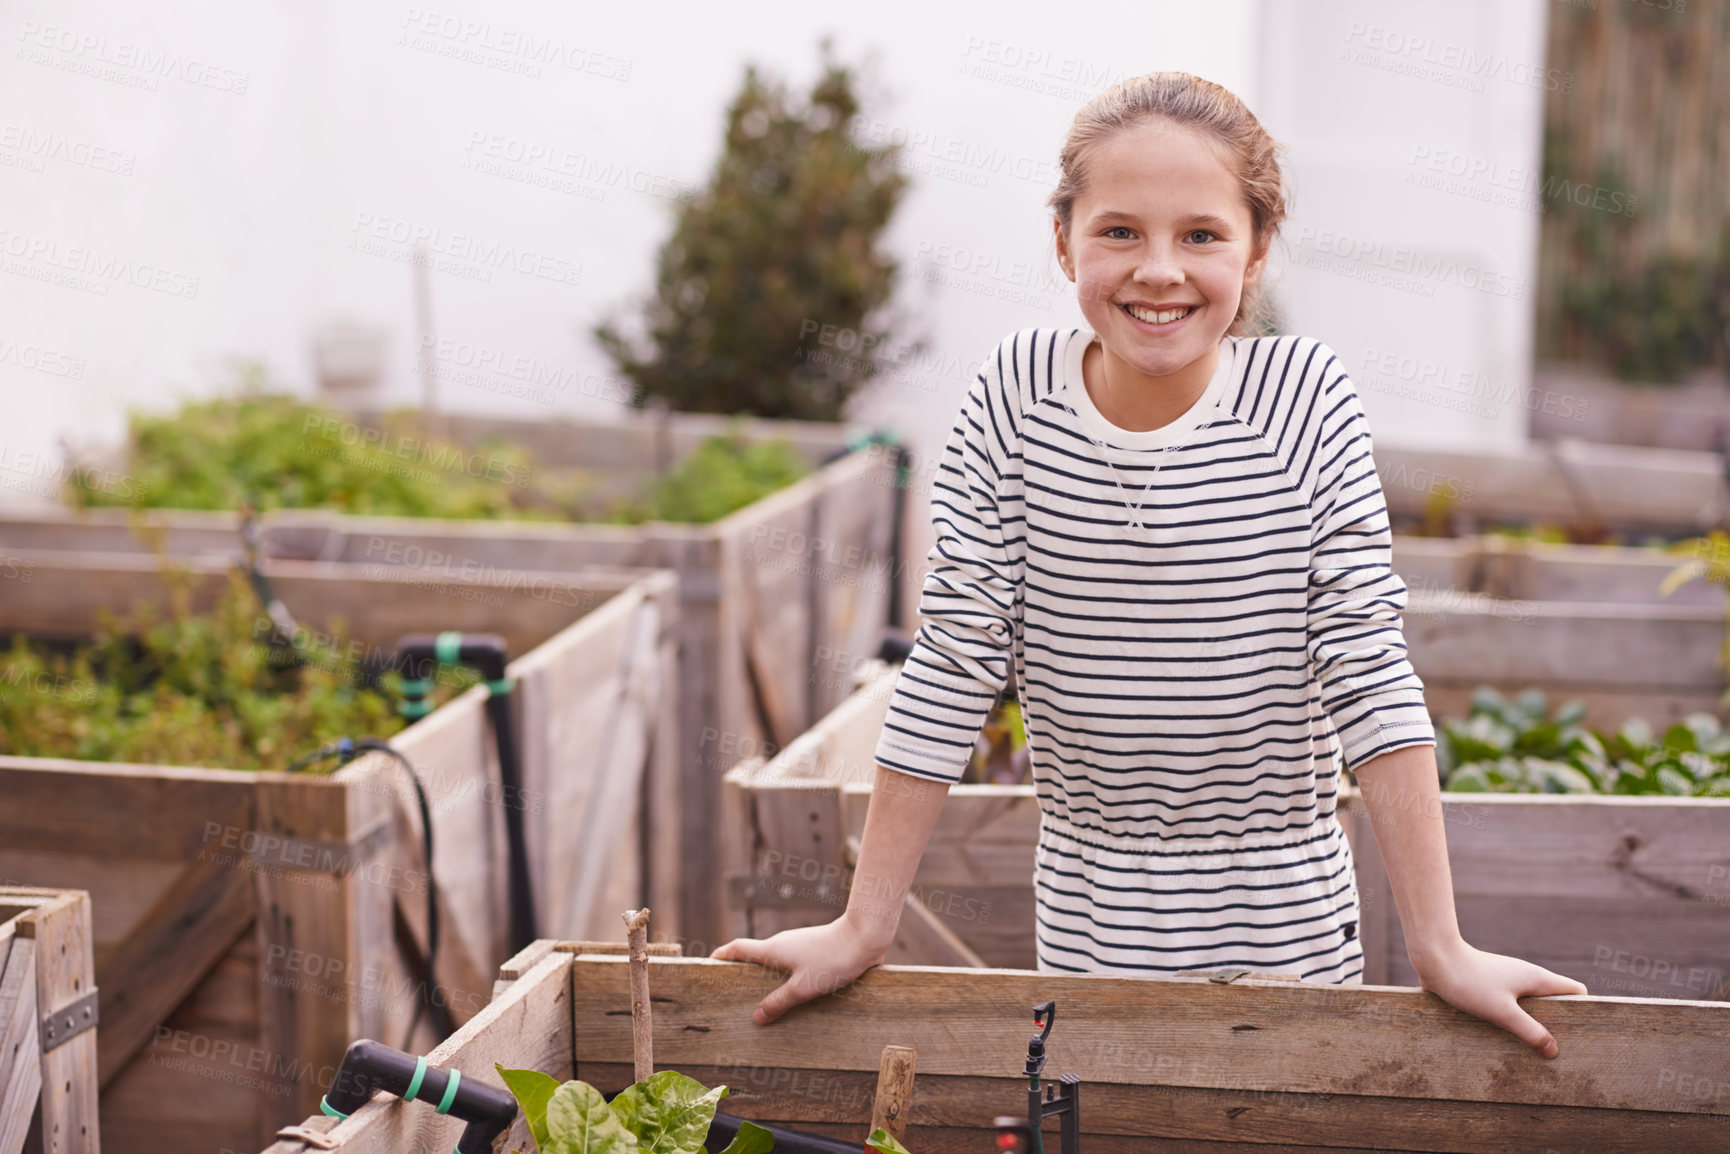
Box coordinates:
[1120,302,1196,328]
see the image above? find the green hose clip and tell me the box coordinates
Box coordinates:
[436,1068,462,1115]
[403,1055,429,1102]
[398,678,434,720]
[846,429,910,490]
[319,1097,348,1120]
[433,631,515,697]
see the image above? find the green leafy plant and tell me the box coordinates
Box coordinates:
[610,433,811,525]
[593,41,913,420]
[1437,688,1730,796]
[864,1129,913,1154]
[496,1066,773,1154]
[69,389,812,525]
[70,389,548,519]
[0,565,471,769]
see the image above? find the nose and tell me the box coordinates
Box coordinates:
[1134,239,1183,288]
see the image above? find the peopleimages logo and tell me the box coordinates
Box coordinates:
[1292,227,1526,300]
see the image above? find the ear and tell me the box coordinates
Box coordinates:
[1052,216,1075,282]
[1242,235,1272,288]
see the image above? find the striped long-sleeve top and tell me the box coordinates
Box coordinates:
[873,325,1436,982]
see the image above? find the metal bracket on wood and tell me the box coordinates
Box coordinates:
[274,1125,341,1149]
[41,987,99,1052]
[726,874,845,910]
[1208,968,1251,985]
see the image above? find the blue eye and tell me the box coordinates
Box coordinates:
[1104,226,1134,239]
[1188,229,1216,244]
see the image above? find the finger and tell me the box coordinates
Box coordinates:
[754,975,809,1026]
[708,938,750,961]
[1528,970,1589,998]
[1494,1001,1562,1058]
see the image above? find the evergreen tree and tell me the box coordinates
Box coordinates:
[595,42,910,420]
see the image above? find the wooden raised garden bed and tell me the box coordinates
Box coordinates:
[0,552,678,1153]
[256,941,1730,1153]
[1375,438,1729,540]
[0,888,100,1154]
[10,408,901,949]
[722,668,1730,1000]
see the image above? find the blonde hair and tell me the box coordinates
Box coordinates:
[1047,72,1287,336]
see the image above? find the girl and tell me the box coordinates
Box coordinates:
[714,72,1587,1056]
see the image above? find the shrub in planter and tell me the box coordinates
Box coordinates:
[0,565,473,769]
[1437,687,1730,796]
[67,390,811,525]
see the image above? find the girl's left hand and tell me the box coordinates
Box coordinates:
[1411,940,1589,1058]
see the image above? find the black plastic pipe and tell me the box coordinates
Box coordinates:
[705,1112,865,1153]
[396,631,538,951]
[324,1039,516,1154]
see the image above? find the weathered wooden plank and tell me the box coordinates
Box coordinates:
[568,957,1730,1115]
[808,452,899,720]
[1404,595,1723,688]
[103,933,289,1154]
[745,782,850,941]
[1342,793,1730,993]
[882,895,988,969]
[579,1061,1730,1154]
[18,892,99,1154]
[0,550,628,655]
[94,826,256,1088]
[0,760,257,862]
[257,951,575,1154]
[0,932,40,1154]
[1377,440,1728,535]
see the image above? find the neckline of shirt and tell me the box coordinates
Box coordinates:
[1059,325,1239,450]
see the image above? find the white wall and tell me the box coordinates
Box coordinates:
[1254,0,1550,453]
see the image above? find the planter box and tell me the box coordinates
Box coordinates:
[0,888,100,1154]
[722,668,1730,1001]
[1529,367,1730,453]
[1392,534,1724,609]
[256,942,1730,1154]
[7,423,900,949]
[1376,439,1729,538]
[1344,793,1730,999]
[0,553,677,1154]
[1391,535,1726,729]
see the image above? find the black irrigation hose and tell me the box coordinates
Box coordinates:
[286,737,450,1049]
[394,631,537,953]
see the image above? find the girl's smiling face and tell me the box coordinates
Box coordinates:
[1054,119,1269,381]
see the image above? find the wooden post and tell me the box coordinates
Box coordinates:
[623,909,652,1083]
[3,890,100,1154]
[868,1045,916,1144]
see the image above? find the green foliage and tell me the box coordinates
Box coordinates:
[1437,688,1730,796]
[70,390,810,525]
[865,1129,914,1154]
[1539,116,1730,382]
[610,433,811,525]
[594,41,912,420]
[497,1067,771,1154]
[0,567,466,769]
[70,389,544,519]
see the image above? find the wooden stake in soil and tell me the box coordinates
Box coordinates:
[623,908,653,1082]
[869,1044,917,1143]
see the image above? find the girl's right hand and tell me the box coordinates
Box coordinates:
[709,916,889,1025]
